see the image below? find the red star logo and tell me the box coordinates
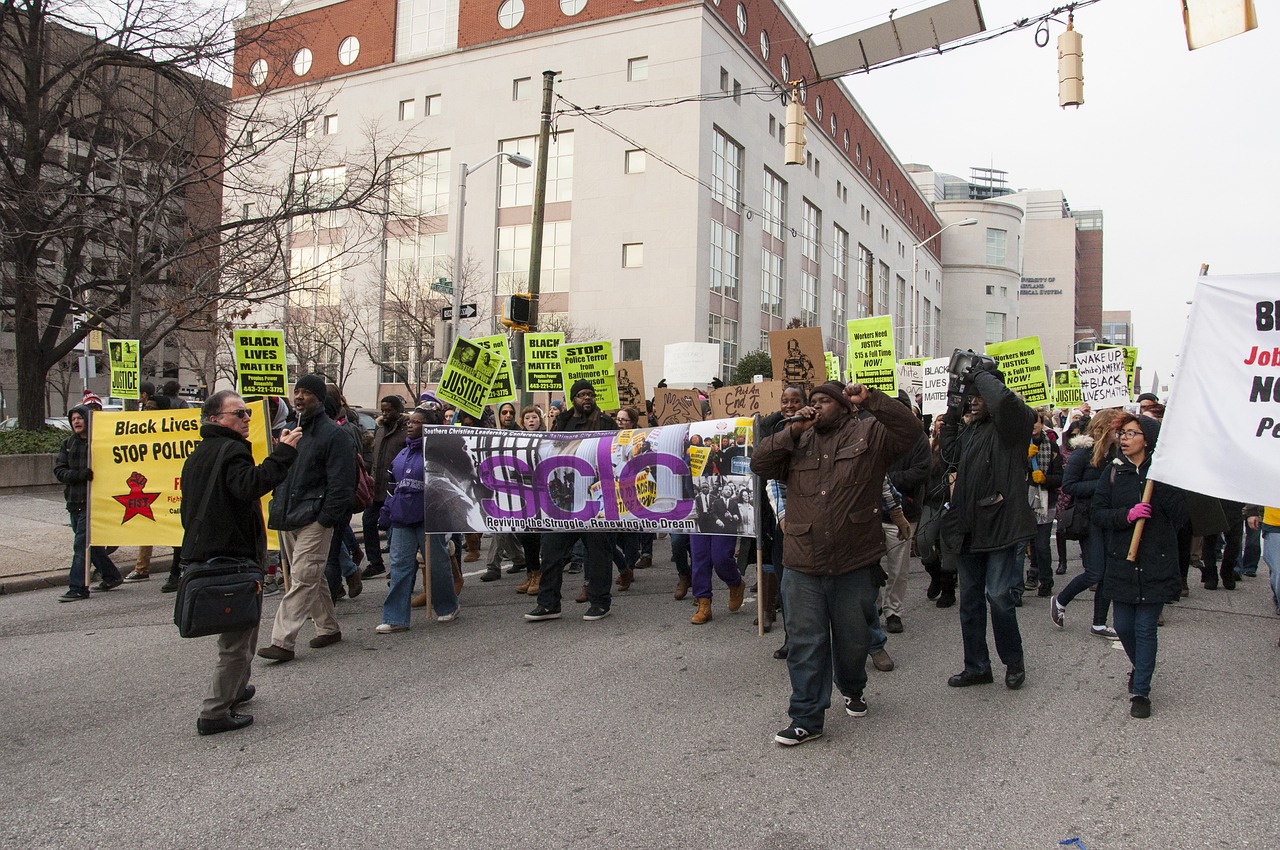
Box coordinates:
[113,471,160,523]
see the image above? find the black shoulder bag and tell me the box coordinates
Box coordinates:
[173,441,265,638]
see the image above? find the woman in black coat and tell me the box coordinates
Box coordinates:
[1091,414,1186,719]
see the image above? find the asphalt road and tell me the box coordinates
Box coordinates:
[2,546,1277,850]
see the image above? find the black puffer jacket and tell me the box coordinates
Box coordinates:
[180,423,297,564]
[53,405,94,510]
[939,371,1037,553]
[267,407,356,531]
[1093,455,1186,605]
[888,432,930,522]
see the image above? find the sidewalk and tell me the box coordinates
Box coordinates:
[0,487,173,594]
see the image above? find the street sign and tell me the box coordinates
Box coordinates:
[440,303,477,321]
[431,277,453,295]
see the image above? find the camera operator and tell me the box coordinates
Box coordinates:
[940,354,1037,691]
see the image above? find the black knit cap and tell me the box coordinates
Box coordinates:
[569,378,595,398]
[295,373,327,400]
[809,381,853,414]
[1137,414,1160,451]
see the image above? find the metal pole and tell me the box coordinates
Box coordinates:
[448,162,469,357]
[516,69,558,411]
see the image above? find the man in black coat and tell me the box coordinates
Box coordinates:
[940,364,1037,691]
[181,390,299,735]
[258,374,357,662]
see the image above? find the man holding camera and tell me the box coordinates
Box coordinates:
[940,354,1037,691]
[752,381,921,745]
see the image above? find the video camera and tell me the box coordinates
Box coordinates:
[946,348,1000,411]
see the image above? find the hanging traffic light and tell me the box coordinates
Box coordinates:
[1058,15,1083,108]
[784,96,806,165]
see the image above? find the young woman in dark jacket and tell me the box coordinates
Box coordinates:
[1091,414,1187,719]
[1050,409,1121,639]
[54,405,123,600]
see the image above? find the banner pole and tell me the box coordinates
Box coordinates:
[84,420,92,589]
[753,414,765,637]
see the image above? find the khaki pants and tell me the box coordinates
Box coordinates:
[201,623,258,720]
[878,520,914,619]
[270,523,339,652]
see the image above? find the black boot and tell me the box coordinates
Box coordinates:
[480,566,502,582]
[935,573,957,608]
[1220,565,1236,590]
[925,565,942,600]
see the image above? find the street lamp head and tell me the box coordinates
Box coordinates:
[505,153,534,169]
[957,218,978,226]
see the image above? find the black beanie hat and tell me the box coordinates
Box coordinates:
[1137,414,1160,451]
[809,381,853,414]
[569,378,595,399]
[295,373,327,400]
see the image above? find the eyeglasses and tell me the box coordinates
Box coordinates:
[574,390,595,399]
[218,408,252,421]
[1118,429,1143,438]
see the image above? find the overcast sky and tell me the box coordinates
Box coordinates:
[785,0,1274,390]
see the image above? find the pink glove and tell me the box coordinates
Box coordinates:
[1126,503,1152,524]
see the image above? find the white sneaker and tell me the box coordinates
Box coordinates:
[375,623,408,634]
[437,607,461,623]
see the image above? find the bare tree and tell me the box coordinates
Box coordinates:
[0,0,396,427]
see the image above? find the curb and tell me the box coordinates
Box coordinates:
[0,573,66,595]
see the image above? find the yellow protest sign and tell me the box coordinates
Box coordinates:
[845,315,898,394]
[438,337,500,419]
[1051,369,1082,409]
[89,402,273,547]
[560,341,619,411]
[1096,344,1138,399]
[985,336,1050,405]
[108,339,140,400]
[523,333,564,393]
[824,351,841,381]
[473,334,516,406]
[233,329,287,396]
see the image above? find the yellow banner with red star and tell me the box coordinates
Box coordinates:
[88,402,274,547]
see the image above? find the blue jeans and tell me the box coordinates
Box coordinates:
[1262,525,1279,613]
[1112,600,1162,698]
[67,509,121,593]
[1019,521,1054,587]
[780,567,877,731]
[382,526,457,627]
[956,543,1025,675]
[362,501,385,571]
[1057,526,1112,627]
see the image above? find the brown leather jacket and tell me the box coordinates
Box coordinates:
[751,388,921,575]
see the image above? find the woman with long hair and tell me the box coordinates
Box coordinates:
[1091,414,1186,718]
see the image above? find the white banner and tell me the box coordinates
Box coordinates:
[1076,347,1128,409]
[663,342,720,388]
[1150,273,1280,507]
[920,357,951,417]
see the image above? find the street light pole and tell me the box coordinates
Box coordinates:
[910,217,977,357]
[447,151,532,355]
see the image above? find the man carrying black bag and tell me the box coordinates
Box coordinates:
[180,391,300,736]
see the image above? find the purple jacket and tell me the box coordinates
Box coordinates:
[379,436,424,528]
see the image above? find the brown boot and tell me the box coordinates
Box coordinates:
[516,572,533,593]
[616,568,634,591]
[574,583,589,603]
[463,533,481,563]
[411,591,428,608]
[691,598,712,625]
[728,580,745,612]
[674,575,691,600]
[524,569,541,596]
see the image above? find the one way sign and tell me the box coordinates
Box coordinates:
[440,303,478,321]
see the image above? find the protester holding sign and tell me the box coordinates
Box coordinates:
[1091,414,1186,719]
[55,406,124,602]
[525,379,619,623]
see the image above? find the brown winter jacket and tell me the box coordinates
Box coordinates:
[751,388,921,576]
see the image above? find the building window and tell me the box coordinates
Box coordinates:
[856,244,871,318]
[499,133,572,206]
[425,94,442,115]
[895,275,907,358]
[338,36,360,66]
[762,169,785,239]
[628,56,648,81]
[398,0,455,57]
[761,248,784,319]
[621,338,641,361]
[985,285,994,295]
[711,128,743,209]
[322,114,338,135]
[623,243,643,268]
[398,99,416,121]
[709,220,740,301]
[800,272,819,327]
[624,149,645,173]
[292,48,313,76]
[735,2,747,34]
[496,221,572,294]
[831,286,847,350]
[922,297,934,353]
[986,311,1005,345]
[843,129,850,152]
[560,0,587,14]
[384,232,450,303]
[801,200,820,263]
[759,30,770,59]
[249,59,268,87]
[389,149,451,218]
[935,306,943,357]
[513,77,531,100]
[877,261,890,316]
[719,67,729,91]
[833,225,849,284]
[815,96,823,120]
[289,243,342,308]
[986,228,1007,265]
[1000,285,1008,298]
[708,314,739,381]
[497,0,525,29]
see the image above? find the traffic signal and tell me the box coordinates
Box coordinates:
[501,293,535,330]
[1058,17,1083,108]
[784,97,806,165]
